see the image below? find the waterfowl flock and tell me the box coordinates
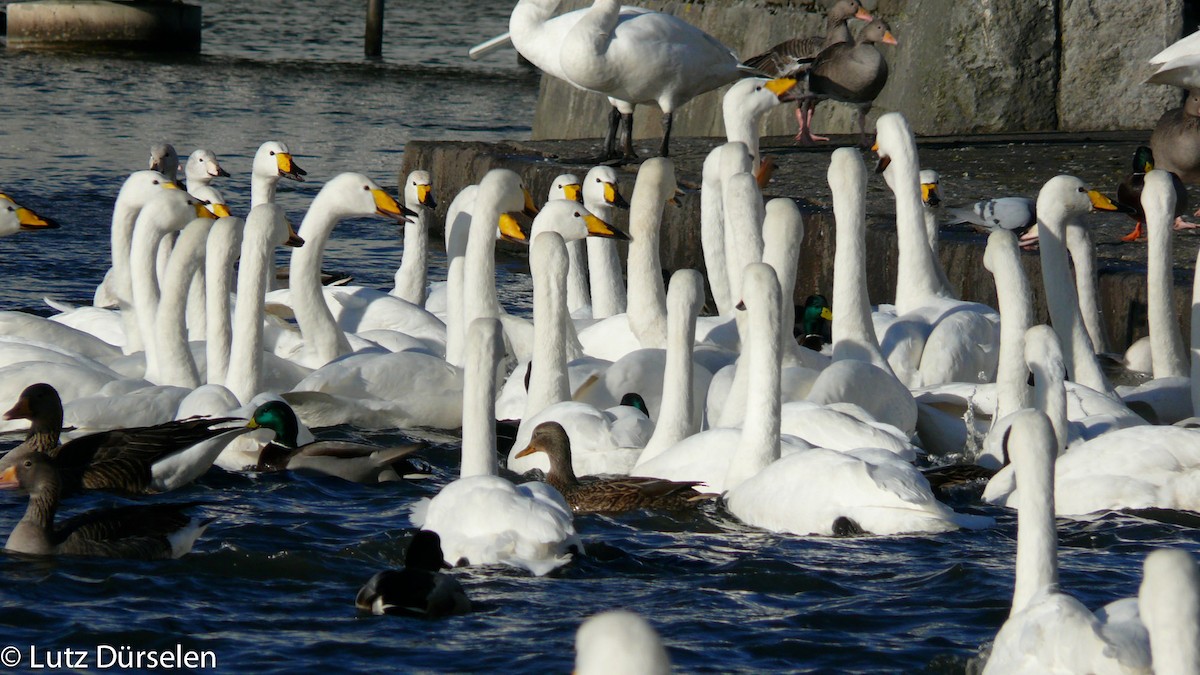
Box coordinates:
[3,0,1200,671]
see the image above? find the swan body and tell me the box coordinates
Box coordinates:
[412,318,580,576]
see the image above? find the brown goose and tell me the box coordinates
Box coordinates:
[0,453,211,559]
[741,0,874,143]
[513,422,714,514]
[1150,91,1200,186]
[0,383,251,496]
[804,18,898,146]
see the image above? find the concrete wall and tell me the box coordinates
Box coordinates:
[5,1,201,52]
[531,0,1187,141]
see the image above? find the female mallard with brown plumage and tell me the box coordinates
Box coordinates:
[514,421,714,514]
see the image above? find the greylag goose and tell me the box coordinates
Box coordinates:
[247,400,430,483]
[741,0,874,142]
[355,530,471,618]
[804,18,897,145]
[0,453,210,559]
[0,383,250,496]
[1149,92,1200,187]
[514,421,715,514]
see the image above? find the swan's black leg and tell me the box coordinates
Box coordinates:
[602,105,621,160]
[659,111,673,158]
[620,111,637,160]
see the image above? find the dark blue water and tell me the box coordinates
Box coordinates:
[1,2,1198,672]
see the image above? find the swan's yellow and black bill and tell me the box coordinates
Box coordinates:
[873,147,891,173]
[584,213,630,240]
[15,205,59,230]
[210,203,232,218]
[498,213,530,244]
[522,188,540,217]
[417,184,437,209]
[276,153,307,181]
[921,183,941,207]
[285,219,305,247]
[194,202,218,219]
[0,465,17,489]
[1087,190,1119,211]
[562,183,583,203]
[766,77,798,100]
[604,182,630,209]
[372,188,417,220]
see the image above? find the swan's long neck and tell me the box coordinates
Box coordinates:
[206,217,243,385]
[1065,225,1111,355]
[155,218,212,388]
[724,265,783,491]
[524,233,572,421]
[394,206,429,306]
[722,173,765,325]
[984,231,1033,421]
[565,239,591,317]
[585,198,626,319]
[829,149,891,372]
[227,209,278,404]
[562,0,619,87]
[923,205,954,296]
[762,198,804,364]
[250,172,278,209]
[626,163,670,349]
[445,258,467,368]
[1009,409,1059,617]
[1192,245,1200,418]
[887,136,946,315]
[461,318,503,479]
[638,270,702,465]
[700,148,733,316]
[463,186,506,328]
[1139,549,1200,675]
[1035,196,1111,394]
[290,195,352,366]
[509,0,564,67]
[111,195,144,353]
[130,221,175,380]
[185,269,207,342]
[1144,174,1188,378]
[1026,325,1068,455]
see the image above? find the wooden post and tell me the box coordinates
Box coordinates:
[365,0,383,57]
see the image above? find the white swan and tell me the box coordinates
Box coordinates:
[1139,549,1200,674]
[411,318,581,576]
[390,169,436,307]
[545,173,595,318]
[507,230,650,477]
[154,215,216,388]
[227,204,308,405]
[582,165,630,319]
[635,264,810,493]
[1034,175,1121,395]
[0,194,57,236]
[722,77,799,179]
[250,140,305,209]
[577,158,675,360]
[575,610,671,675]
[981,409,1150,674]
[185,148,231,217]
[204,215,243,386]
[149,143,179,182]
[699,143,744,317]
[1147,29,1200,90]
[558,0,743,157]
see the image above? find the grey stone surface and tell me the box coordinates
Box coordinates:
[522,0,1187,139]
[1058,0,1184,131]
[6,0,202,52]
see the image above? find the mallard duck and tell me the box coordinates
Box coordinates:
[1116,145,1193,241]
[513,421,714,514]
[247,400,430,483]
[802,18,898,145]
[0,383,251,496]
[0,453,210,559]
[741,0,874,143]
[355,530,471,618]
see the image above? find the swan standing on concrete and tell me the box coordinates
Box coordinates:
[558,0,744,157]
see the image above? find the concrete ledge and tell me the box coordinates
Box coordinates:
[5,1,200,52]
[401,132,1198,352]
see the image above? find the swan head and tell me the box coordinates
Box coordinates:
[0,196,59,232]
[254,141,307,183]
[666,268,704,318]
[723,78,800,124]
[247,399,300,448]
[117,170,181,211]
[583,165,629,210]
[549,173,583,203]
[634,157,679,209]
[482,169,540,244]
[575,610,671,675]
[138,190,217,233]
[149,143,179,181]
[403,170,436,210]
[1035,175,1118,227]
[871,112,917,182]
[919,169,941,207]
[530,200,629,242]
[186,149,230,182]
[316,172,417,222]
